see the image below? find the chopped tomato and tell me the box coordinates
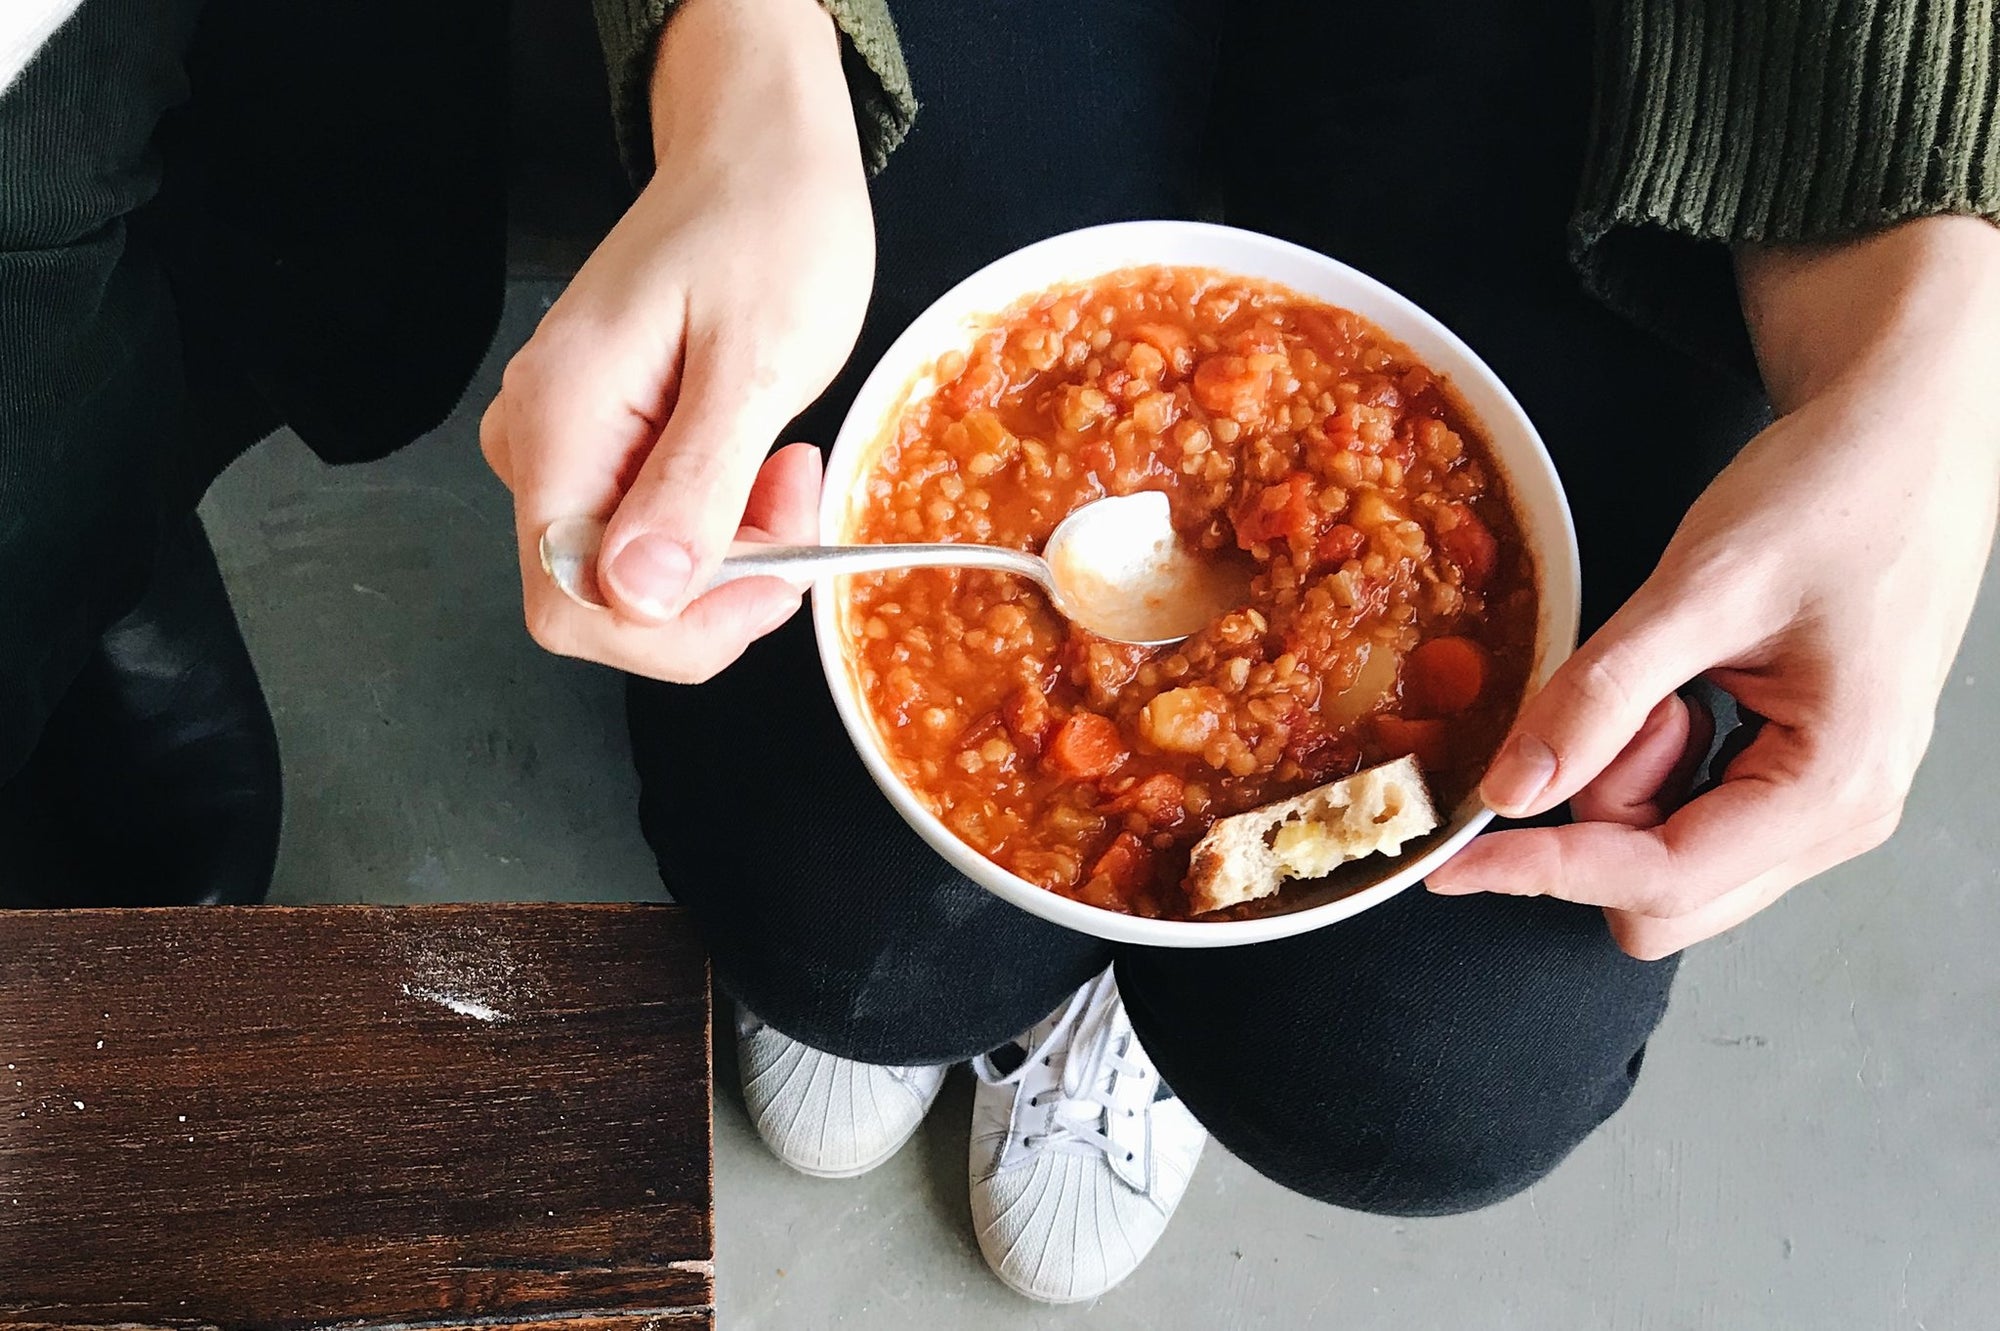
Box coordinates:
[1232,472,1320,550]
[1129,323,1195,376]
[1191,353,1274,421]
[1315,522,1366,566]
[1044,713,1128,780]
[1001,685,1056,756]
[1088,832,1152,893]
[1436,504,1499,589]
[1402,636,1489,717]
[1104,772,1186,828]
[1372,715,1453,771]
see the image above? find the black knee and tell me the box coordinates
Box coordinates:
[1193,1057,1640,1216]
[1117,888,1677,1217]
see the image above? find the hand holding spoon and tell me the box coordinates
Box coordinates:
[540,491,1250,648]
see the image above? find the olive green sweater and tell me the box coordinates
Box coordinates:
[592,0,1998,370]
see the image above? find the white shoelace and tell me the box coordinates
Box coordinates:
[973,970,1151,1164]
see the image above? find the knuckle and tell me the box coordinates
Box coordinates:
[1821,763,1907,830]
[1856,799,1904,851]
[1562,649,1641,719]
[1858,785,1905,831]
[522,598,578,658]
[477,403,507,469]
[497,348,542,401]
[1880,798,1906,836]
[498,337,577,413]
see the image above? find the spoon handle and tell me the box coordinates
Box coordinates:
[712,541,1050,589]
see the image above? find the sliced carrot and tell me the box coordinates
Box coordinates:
[1372,715,1453,772]
[1402,636,1489,717]
[1044,713,1129,780]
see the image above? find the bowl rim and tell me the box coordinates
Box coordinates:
[810,219,1580,948]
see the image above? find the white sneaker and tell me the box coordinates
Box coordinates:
[969,968,1206,1303]
[735,1007,948,1179]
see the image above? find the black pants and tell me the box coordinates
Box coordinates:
[0,0,504,782]
[628,0,1771,1216]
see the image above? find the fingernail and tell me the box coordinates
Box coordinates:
[607,534,693,619]
[1482,733,1556,813]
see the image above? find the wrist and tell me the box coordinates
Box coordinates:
[648,0,858,174]
[1737,216,2000,425]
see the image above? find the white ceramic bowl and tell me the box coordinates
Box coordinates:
[812,221,1579,947]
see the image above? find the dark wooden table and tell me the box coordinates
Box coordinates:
[0,904,712,1330]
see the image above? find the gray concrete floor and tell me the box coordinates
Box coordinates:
[201,280,2000,1330]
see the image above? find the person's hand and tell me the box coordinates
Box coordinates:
[481,0,872,681]
[1428,216,2000,958]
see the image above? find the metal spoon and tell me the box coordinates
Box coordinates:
[538,491,1251,648]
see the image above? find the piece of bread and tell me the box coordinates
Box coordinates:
[1183,756,1440,915]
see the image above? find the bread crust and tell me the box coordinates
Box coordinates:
[1183,755,1440,915]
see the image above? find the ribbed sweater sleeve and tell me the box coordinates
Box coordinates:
[1573,0,2000,370]
[590,0,916,183]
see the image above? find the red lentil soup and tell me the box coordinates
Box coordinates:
[842,266,1538,919]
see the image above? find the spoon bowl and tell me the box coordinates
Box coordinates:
[1037,492,1252,645]
[539,491,1248,647]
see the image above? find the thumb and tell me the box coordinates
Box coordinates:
[598,335,792,621]
[1482,580,1717,818]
